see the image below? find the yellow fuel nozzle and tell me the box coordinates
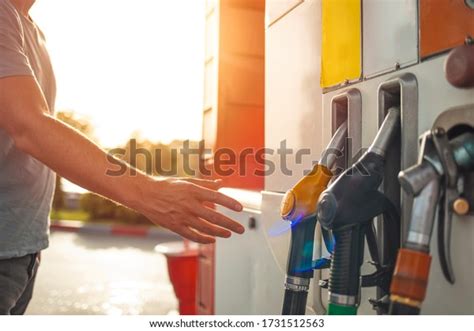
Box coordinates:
[280,164,333,221]
[280,121,348,222]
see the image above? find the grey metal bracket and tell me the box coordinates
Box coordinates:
[330,88,363,170]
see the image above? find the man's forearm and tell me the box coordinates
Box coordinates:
[16,111,149,212]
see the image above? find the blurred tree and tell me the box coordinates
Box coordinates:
[57,111,94,137]
[81,193,149,225]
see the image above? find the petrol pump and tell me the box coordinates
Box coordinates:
[206,0,474,315]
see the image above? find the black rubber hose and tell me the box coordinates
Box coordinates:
[282,289,308,315]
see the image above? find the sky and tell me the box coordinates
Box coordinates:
[31,0,206,148]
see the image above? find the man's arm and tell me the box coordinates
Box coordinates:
[0,76,244,243]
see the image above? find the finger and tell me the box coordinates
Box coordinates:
[178,226,216,244]
[187,216,232,238]
[184,178,222,190]
[195,188,243,212]
[193,205,245,234]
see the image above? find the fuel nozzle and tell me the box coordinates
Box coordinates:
[390,130,474,314]
[280,121,347,222]
[280,121,347,315]
[318,107,400,230]
[400,131,474,276]
[316,107,401,315]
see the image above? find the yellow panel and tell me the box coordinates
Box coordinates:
[321,0,361,88]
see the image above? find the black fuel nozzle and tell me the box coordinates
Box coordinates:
[317,107,401,315]
[317,107,400,230]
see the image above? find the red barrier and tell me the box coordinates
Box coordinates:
[111,225,149,237]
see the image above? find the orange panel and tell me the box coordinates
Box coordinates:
[216,104,264,191]
[220,57,264,106]
[420,0,474,58]
[220,7,265,56]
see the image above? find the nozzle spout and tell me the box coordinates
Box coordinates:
[399,162,439,196]
[406,178,441,251]
[399,132,474,196]
[368,107,401,157]
[320,121,348,169]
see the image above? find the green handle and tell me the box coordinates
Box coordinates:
[328,303,358,315]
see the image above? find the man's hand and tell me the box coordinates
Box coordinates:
[139,178,244,244]
[0,76,245,244]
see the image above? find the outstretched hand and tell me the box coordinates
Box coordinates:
[139,177,244,244]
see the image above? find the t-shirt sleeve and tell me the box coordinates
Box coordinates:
[0,1,34,78]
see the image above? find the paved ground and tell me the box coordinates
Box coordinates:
[26,231,179,315]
